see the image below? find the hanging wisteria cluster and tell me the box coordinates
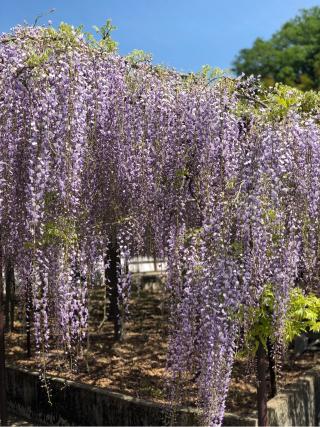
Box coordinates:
[1,24,320,426]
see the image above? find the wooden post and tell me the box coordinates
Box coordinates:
[0,238,8,426]
[256,341,268,427]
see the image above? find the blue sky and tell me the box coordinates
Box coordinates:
[1,0,319,72]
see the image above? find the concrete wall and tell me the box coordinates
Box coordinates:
[5,364,320,426]
[267,367,320,426]
[5,365,256,426]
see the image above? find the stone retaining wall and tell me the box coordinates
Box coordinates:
[5,365,256,426]
[5,364,320,426]
[267,367,320,426]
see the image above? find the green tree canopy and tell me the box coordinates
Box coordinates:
[233,7,320,90]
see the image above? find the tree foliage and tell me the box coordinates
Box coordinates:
[241,285,320,355]
[233,7,320,90]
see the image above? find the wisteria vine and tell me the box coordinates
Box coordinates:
[0,24,320,426]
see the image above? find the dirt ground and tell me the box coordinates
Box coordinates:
[5,275,320,417]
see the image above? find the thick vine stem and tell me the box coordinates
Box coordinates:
[256,341,268,427]
[0,239,7,427]
[0,312,6,427]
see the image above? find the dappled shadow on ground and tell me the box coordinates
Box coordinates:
[6,284,172,402]
[5,280,319,417]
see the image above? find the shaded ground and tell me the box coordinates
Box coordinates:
[7,413,35,426]
[5,276,320,417]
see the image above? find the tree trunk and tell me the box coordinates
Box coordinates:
[256,341,268,427]
[4,263,9,332]
[267,338,277,398]
[106,237,122,341]
[0,240,8,427]
[5,259,15,332]
[26,281,32,358]
[9,265,15,333]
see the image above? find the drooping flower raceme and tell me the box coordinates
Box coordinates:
[1,25,320,426]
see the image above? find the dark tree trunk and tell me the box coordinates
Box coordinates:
[5,259,15,332]
[0,313,6,427]
[267,338,277,398]
[106,237,123,341]
[4,263,9,332]
[0,240,8,427]
[256,341,268,427]
[10,265,15,333]
[26,281,32,357]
